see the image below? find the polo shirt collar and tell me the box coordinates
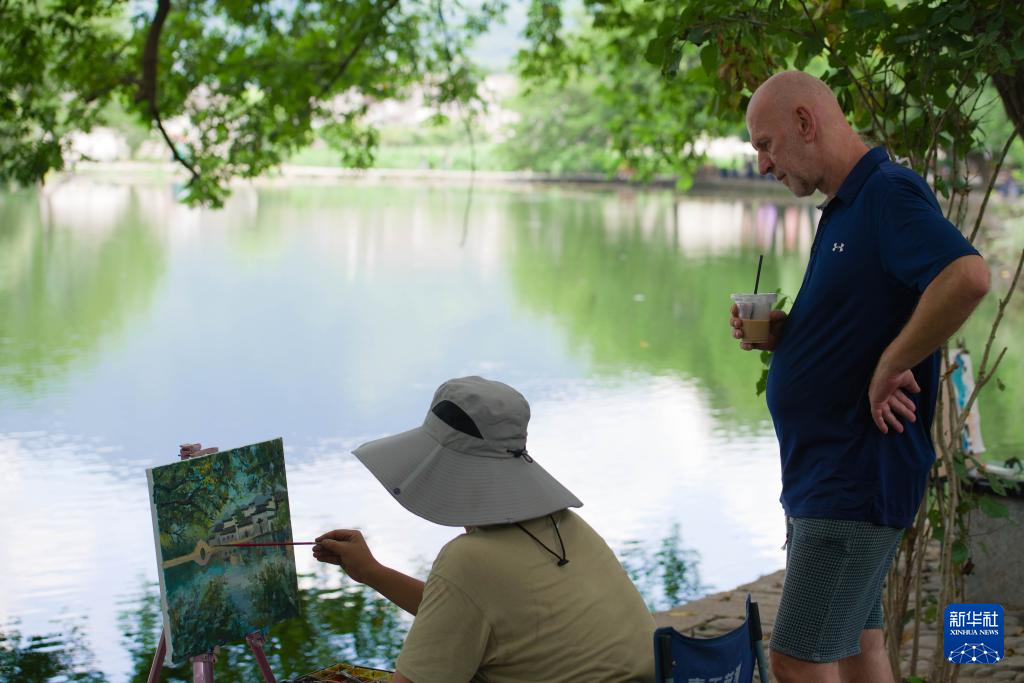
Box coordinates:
[832,146,889,206]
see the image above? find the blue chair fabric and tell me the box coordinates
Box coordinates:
[653,593,767,683]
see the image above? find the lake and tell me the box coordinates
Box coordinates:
[1,176,1019,681]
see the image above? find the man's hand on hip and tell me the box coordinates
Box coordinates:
[868,362,920,434]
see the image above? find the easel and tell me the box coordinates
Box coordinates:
[147,443,279,683]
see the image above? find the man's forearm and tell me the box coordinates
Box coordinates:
[880,255,989,371]
[365,564,425,616]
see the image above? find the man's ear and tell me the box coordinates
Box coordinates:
[795,105,815,142]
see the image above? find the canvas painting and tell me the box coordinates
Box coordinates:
[147,437,300,664]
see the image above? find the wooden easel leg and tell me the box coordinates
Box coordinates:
[246,631,278,683]
[147,630,167,683]
[192,651,216,683]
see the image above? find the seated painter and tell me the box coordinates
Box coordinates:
[313,376,655,683]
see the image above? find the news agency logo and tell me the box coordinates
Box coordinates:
[944,603,1004,664]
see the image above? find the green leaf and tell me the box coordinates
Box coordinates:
[932,5,953,24]
[699,43,719,76]
[950,13,973,32]
[995,44,1012,69]
[686,27,709,46]
[644,36,667,66]
[985,472,1008,496]
[664,46,683,78]
[978,496,1009,518]
[953,457,970,479]
[756,368,768,396]
[951,540,969,565]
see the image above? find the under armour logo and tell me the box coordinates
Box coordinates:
[833,242,845,252]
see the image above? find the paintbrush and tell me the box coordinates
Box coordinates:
[213,541,316,548]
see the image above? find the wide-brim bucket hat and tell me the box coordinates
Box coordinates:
[353,376,583,526]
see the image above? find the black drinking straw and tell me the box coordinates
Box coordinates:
[754,254,764,294]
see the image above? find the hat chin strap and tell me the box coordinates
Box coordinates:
[515,515,569,567]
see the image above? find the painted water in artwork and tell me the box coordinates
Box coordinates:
[147,438,300,663]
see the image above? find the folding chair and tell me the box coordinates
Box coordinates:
[653,593,771,683]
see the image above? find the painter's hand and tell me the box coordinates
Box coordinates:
[730,304,788,351]
[868,362,920,434]
[313,529,381,584]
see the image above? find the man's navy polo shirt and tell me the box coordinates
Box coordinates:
[765,147,980,528]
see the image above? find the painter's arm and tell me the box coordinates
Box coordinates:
[868,254,990,433]
[314,529,425,615]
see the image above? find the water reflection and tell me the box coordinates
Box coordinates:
[4,523,702,683]
[506,195,810,426]
[116,572,407,683]
[675,199,816,255]
[0,187,165,394]
[2,178,1018,680]
[618,523,706,612]
[0,621,104,682]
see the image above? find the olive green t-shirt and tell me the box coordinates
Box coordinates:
[395,510,656,683]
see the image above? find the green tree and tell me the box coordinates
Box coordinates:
[509,1,740,184]
[1,0,505,206]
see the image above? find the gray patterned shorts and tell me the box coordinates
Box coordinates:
[769,517,903,663]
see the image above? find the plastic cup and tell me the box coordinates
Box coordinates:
[731,293,777,344]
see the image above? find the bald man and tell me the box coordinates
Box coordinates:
[732,71,989,683]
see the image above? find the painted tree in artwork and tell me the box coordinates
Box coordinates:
[251,559,301,625]
[150,451,241,555]
[167,576,245,657]
[150,440,289,556]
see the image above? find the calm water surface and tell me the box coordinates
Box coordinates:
[1,178,1019,681]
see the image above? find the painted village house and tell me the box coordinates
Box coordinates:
[211,490,287,545]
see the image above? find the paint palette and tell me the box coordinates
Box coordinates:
[289,661,394,682]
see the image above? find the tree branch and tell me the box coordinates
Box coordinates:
[952,247,1024,441]
[969,125,1020,243]
[795,0,886,138]
[137,0,171,110]
[154,110,200,182]
[432,0,479,248]
[136,0,201,184]
[314,0,400,102]
[979,246,1024,378]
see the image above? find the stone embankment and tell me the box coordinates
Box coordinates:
[655,570,1024,682]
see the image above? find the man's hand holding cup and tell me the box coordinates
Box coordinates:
[730,293,787,351]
